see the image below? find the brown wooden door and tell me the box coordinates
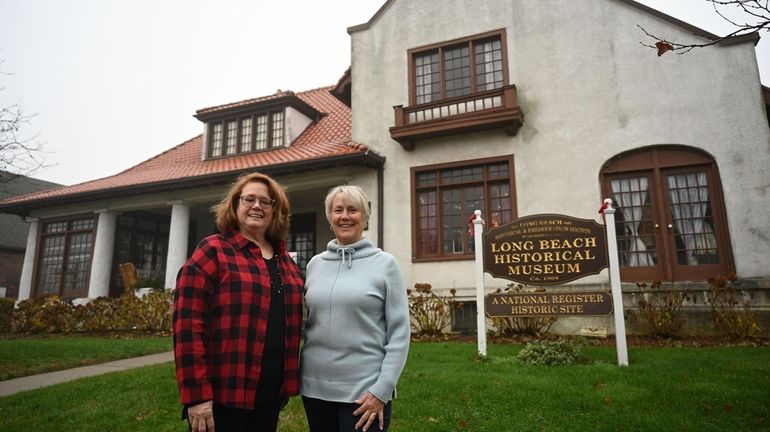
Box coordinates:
[658,166,725,281]
[606,171,662,281]
[603,150,732,282]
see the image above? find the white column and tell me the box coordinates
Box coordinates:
[165,201,190,289]
[603,198,629,366]
[16,218,39,303]
[87,210,117,299]
[473,210,487,358]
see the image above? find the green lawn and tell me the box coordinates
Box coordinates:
[0,335,172,380]
[0,341,768,431]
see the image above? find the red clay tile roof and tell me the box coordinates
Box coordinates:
[196,89,300,116]
[0,86,377,211]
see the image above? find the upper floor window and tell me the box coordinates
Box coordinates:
[411,30,507,105]
[207,110,285,158]
[392,30,521,150]
[412,156,516,261]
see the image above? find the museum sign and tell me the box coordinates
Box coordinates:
[482,214,609,285]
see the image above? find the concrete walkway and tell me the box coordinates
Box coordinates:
[0,351,174,397]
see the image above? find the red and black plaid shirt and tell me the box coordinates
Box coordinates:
[172,230,304,408]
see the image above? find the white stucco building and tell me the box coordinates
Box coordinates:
[1,0,768,333]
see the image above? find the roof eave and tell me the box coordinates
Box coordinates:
[0,151,385,217]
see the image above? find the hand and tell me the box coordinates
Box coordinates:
[188,400,215,432]
[353,392,385,431]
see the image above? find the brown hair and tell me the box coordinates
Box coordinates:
[213,172,291,240]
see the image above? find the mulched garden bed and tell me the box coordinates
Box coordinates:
[412,333,769,347]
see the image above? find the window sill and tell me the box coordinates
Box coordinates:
[412,254,476,263]
[390,85,524,151]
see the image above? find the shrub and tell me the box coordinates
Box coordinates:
[0,297,16,333]
[492,283,557,336]
[134,289,173,332]
[4,290,174,335]
[627,281,690,339]
[516,340,587,366]
[10,296,79,333]
[407,283,460,336]
[705,274,763,340]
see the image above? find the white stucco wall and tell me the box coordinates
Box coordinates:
[350,0,770,294]
[285,106,314,145]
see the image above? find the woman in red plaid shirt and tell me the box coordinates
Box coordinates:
[173,172,304,432]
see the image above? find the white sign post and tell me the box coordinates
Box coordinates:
[473,209,487,358]
[602,198,629,366]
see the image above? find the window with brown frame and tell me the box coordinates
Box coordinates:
[391,30,522,150]
[35,216,96,298]
[411,30,506,105]
[412,156,516,261]
[287,212,316,274]
[207,110,285,159]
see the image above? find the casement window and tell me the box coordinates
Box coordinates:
[411,30,506,105]
[207,110,285,158]
[412,156,516,261]
[111,213,170,293]
[35,216,96,297]
[391,30,522,150]
[287,212,316,273]
[601,147,734,281]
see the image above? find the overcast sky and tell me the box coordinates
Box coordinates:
[1,0,768,186]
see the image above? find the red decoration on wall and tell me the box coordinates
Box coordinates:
[468,214,477,237]
[655,41,673,57]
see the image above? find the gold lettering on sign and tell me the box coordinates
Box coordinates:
[507,263,581,276]
[484,215,608,285]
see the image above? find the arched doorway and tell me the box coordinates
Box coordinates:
[600,146,734,281]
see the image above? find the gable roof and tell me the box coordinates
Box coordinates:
[0,172,61,199]
[0,86,383,215]
[0,173,62,249]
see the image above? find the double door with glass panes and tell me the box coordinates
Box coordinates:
[605,164,731,281]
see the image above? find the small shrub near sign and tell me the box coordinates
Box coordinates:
[407,283,460,337]
[627,281,691,339]
[706,274,763,340]
[516,340,588,366]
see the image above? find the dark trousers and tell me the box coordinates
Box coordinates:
[302,396,392,432]
[185,401,282,432]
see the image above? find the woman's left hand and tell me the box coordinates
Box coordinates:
[353,391,385,431]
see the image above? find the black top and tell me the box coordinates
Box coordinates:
[254,254,286,404]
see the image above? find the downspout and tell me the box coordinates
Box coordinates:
[377,165,384,250]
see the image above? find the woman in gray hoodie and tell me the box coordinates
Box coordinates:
[301,185,410,432]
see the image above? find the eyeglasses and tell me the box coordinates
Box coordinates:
[239,195,275,210]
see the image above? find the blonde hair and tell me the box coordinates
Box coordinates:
[324,185,370,224]
[213,172,291,240]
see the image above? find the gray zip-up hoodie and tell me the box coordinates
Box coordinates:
[300,238,410,403]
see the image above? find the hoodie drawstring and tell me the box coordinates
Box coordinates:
[338,247,355,268]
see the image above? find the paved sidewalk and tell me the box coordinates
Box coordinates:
[0,351,174,398]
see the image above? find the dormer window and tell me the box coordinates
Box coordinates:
[195,90,321,160]
[207,110,285,158]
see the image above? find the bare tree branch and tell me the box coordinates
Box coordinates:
[638,0,770,55]
[0,60,51,183]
